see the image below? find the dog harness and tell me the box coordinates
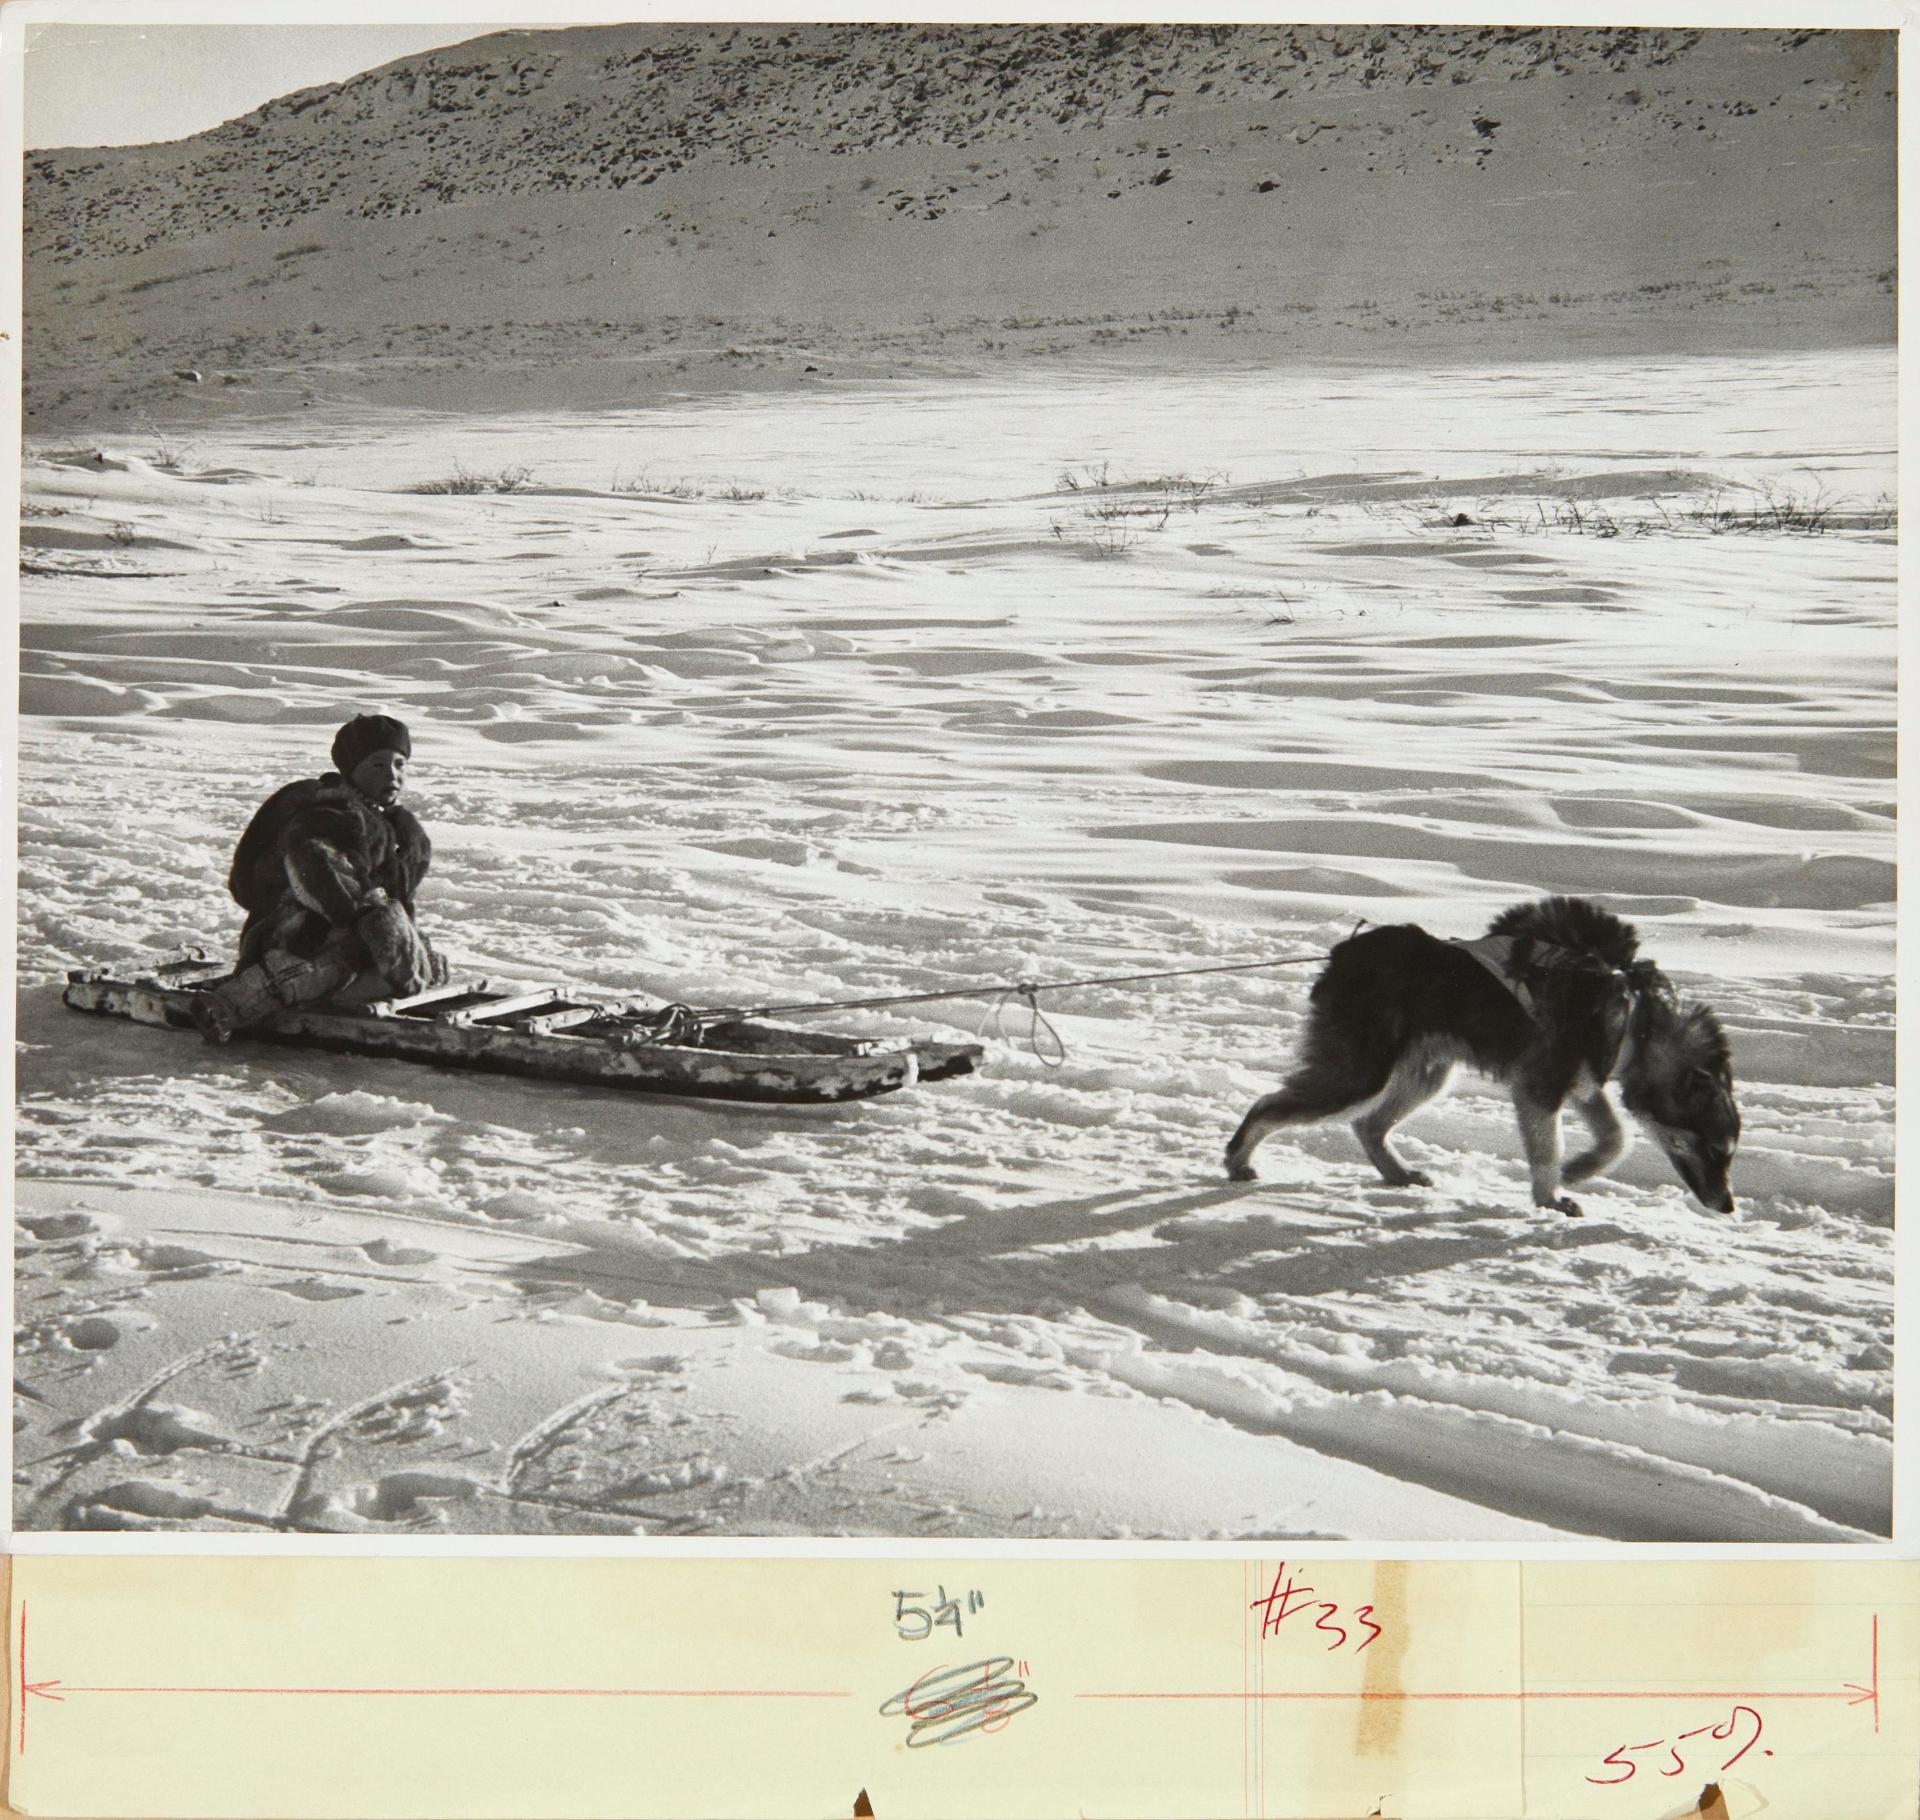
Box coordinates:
[1449,935,1538,1014]
[1450,934,1640,1081]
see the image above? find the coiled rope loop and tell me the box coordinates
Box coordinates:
[985,983,1068,1068]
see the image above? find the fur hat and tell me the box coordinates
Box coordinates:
[332,713,412,778]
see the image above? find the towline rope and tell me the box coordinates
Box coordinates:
[680,952,1330,1067]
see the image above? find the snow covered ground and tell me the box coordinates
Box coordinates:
[13,349,1894,1541]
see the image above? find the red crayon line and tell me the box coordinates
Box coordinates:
[1079,1689,1863,1702]
[55,1685,848,1699]
[1871,1613,1880,1734]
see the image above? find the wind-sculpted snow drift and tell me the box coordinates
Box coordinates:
[14,354,1893,1538]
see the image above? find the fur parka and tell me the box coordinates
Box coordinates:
[228,773,432,971]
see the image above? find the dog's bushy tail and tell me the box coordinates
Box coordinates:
[1486,895,1640,969]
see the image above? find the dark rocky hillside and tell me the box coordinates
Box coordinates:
[22,23,1895,426]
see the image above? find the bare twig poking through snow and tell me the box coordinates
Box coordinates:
[143,433,198,474]
[1047,462,1223,556]
[610,469,771,501]
[1057,460,1111,492]
[1534,497,1624,538]
[1052,512,1144,558]
[1417,481,1895,540]
[1684,481,1891,534]
[406,462,535,495]
[1085,498,1173,528]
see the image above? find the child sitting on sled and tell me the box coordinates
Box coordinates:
[190,713,444,1043]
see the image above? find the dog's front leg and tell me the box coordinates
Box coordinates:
[1561,1089,1629,1186]
[1513,1088,1581,1217]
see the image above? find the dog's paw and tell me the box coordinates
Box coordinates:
[1225,1157,1259,1183]
[1539,1193,1584,1218]
[1372,1165,1432,1188]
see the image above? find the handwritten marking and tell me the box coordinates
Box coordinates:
[1587,1706,1764,1787]
[892,1585,984,1641]
[1250,1563,1379,1654]
[880,1658,1036,1748]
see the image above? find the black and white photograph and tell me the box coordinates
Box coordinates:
[12,12,1896,1543]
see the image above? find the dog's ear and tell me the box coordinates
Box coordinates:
[1628,959,1678,1008]
[1672,1010,1740,1143]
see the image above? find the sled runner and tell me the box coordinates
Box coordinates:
[62,951,984,1105]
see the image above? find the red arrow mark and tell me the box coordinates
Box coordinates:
[11,1607,66,1753]
[14,1602,844,1756]
[1843,1612,1881,1732]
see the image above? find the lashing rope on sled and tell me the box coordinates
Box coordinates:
[652,952,1330,1065]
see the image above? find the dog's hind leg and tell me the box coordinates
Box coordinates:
[1225,1058,1386,1182]
[1561,1089,1629,1186]
[1351,1049,1454,1187]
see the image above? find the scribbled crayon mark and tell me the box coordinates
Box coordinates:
[880,1657,1036,1747]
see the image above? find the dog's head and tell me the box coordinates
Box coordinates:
[1620,990,1740,1212]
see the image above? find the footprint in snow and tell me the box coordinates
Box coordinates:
[62,1315,124,1351]
[19,1212,98,1242]
[361,1239,437,1267]
[270,1279,365,1302]
[346,1471,489,1526]
[129,1242,229,1278]
[82,1401,236,1455]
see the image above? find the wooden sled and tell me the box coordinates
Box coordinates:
[62,951,984,1106]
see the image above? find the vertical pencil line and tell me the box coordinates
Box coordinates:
[17,1600,27,1758]
[1518,1565,1529,1816]
[1257,1559,1267,1820]
[1243,1561,1252,1820]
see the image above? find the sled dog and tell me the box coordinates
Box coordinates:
[1224,897,1739,1215]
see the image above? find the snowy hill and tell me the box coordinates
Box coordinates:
[22,24,1895,427]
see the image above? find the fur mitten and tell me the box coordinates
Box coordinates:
[355,898,434,996]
